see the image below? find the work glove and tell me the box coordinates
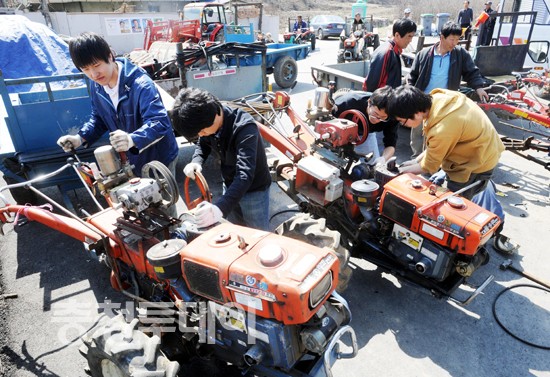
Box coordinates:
[428,169,447,186]
[57,134,82,152]
[373,156,386,166]
[109,130,135,152]
[195,201,223,228]
[183,162,202,179]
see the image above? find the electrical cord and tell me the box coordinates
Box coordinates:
[492,283,550,350]
[269,208,300,222]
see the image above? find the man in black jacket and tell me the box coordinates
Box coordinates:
[362,18,416,92]
[330,86,397,166]
[457,0,474,41]
[170,88,271,231]
[407,21,489,157]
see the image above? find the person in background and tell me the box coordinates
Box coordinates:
[329,86,398,165]
[293,15,308,32]
[407,21,489,158]
[363,18,417,92]
[457,0,474,41]
[403,8,412,19]
[477,1,496,46]
[170,87,271,231]
[264,32,274,43]
[352,12,364,32]
[57,32,178,179]
[388,85,518,255]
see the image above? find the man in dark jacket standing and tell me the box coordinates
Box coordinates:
[407,22,489,157]
[170,88,271,231]
[457,0,474,41]
[57,32,179,177]
[477,1,496,46]
[363,18,417,92]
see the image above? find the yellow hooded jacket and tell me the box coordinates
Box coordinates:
[420,89,505,183]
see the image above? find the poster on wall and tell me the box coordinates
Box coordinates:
[105,17,163,35]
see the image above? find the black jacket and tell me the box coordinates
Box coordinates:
[332,91,398,149]
[363,40,403,92]
[407,43,485,91]
[191,106,271,216]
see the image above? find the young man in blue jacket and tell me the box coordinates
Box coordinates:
[170,88,271,231]
[57,32,179,177]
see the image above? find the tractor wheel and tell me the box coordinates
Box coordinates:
[2,157,39,205]
[310,34,316,50]
[3,175,39,205]
[80,314,179,377]
[273,55,298,89]
[275,213,352,292]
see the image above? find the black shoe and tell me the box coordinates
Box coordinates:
[493,234,519,255]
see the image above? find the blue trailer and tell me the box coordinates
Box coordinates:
[0,71,101,207]
[223,43,311,88]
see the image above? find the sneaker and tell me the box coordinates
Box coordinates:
[493,234,519,255]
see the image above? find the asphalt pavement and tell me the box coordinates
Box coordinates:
[1,37,549,377]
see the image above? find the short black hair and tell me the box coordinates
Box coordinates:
[69,32,113,70]
[170,87,222,140]
[369,85,394,110]
[387,85,432,119]
[393,18,417,37]
[440,22,462,38]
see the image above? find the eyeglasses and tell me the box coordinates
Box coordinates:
[367,105,389,122]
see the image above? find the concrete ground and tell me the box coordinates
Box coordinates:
[1,37,549,377]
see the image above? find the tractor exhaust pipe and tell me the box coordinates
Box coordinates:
[244,344,266,366]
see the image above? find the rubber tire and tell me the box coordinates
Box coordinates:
[275,213,352,292]
[80,314,180,377]
[273,55,298,89]
[317,28,324,40]
[310,34,316,50]
[372,34,380,50]
[3,175,39,205]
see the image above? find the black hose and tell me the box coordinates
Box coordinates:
[269,208,300,222]
[492,284,550,350]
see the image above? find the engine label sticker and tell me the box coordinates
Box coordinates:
[193,68,237,79]
[229,280,276,301]
[421,222,444,240]
[234,291,263,311]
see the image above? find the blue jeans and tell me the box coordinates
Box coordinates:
[224,185,271,231]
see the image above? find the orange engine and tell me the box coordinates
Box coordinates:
[180,223,340,325]
[314,118,358,147]
[379,174,501,256]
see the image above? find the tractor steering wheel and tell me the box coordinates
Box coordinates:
[183,171,212,210]
[338,109,368,145]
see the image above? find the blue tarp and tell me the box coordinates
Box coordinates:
[0,15,79,93]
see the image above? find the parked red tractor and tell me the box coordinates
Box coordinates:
[0,147,357,376]
[143,2,228,50]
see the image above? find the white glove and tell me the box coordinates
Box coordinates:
[373,156,386,166]
[399,159,417,167]
[57,134,82,152]
[183,162,202,179]
[195,201,223,228]
[109,130,135,152]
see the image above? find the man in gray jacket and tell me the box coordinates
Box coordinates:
[407,21,489,157]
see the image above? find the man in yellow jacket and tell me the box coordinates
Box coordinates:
[388,85,517,254]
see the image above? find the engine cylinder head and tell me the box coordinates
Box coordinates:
[94,145,121,176]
